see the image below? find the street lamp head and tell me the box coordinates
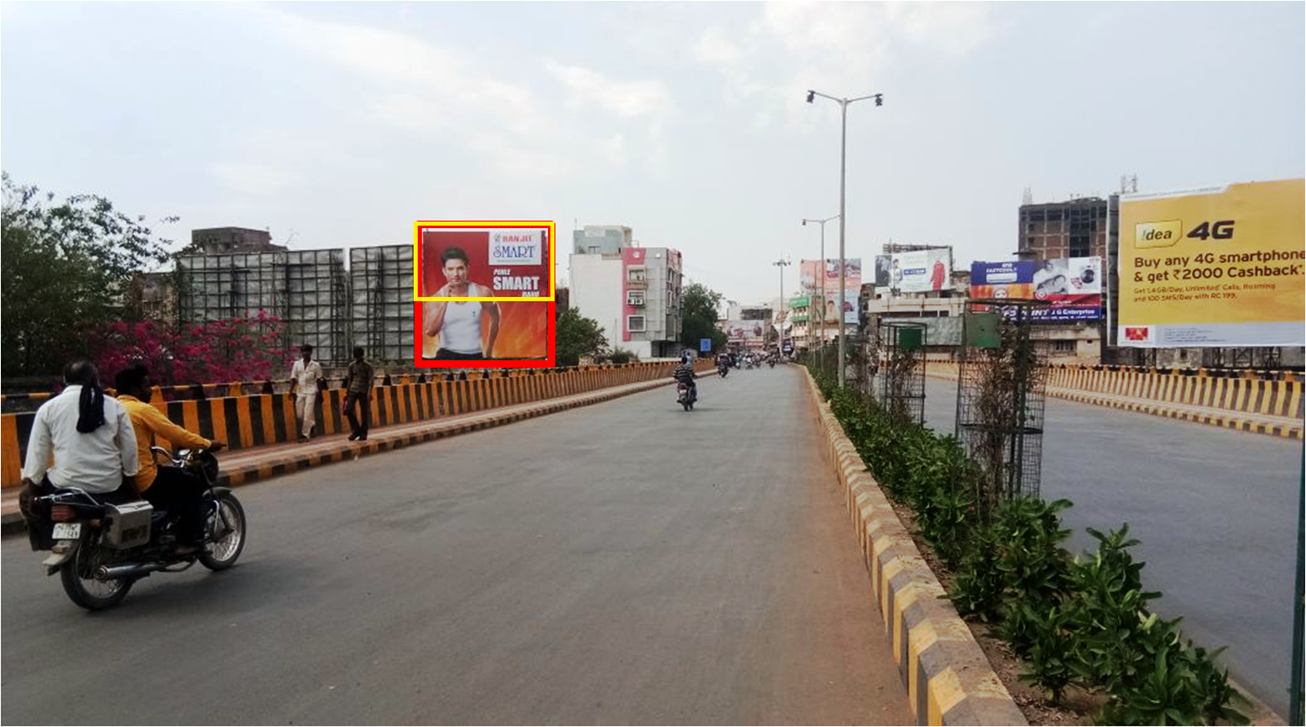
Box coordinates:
[874,93,883,107]
[801,219,807,226]
[806,90,815,104]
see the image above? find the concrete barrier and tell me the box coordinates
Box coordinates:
[923,362,1303,440]
[803,369,1025,726]
[1,362,707,488]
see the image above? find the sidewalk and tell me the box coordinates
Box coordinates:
[2,375,681,536]
[924,370,1303,440]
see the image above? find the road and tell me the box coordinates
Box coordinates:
[919,374,1301,719]
[2,367,912,726]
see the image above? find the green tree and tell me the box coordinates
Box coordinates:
[680,282,727,353]
[1,173,175,376]
[556,307,609,366]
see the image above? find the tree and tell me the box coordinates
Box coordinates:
[680,282,728,353]
[82,311,291,386]
[555,307,609,366]
[1,173,176,376]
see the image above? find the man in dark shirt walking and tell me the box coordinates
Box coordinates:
[343,347,375,441]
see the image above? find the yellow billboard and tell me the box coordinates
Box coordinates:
[1118,179,1304,347]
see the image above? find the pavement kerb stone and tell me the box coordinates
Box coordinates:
[803,370,1026,727]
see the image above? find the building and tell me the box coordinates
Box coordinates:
[187,227,286,255]
[568,226,684,359]
[1018,197,1108,261]
[349,245,414,364]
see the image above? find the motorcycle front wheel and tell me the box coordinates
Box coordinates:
[60,535,132,611]
[199,492,246,571]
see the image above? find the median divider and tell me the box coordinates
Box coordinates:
[803,368,1026,727]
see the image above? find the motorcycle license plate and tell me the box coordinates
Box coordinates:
[52,523,81,539]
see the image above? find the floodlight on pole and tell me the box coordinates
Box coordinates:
[805,88,884,387]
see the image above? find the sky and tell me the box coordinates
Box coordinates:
[2,1,1303,306]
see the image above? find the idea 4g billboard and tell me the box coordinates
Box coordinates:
[1118,180,1304,347]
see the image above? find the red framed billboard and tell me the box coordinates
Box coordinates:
[413,221,556,369]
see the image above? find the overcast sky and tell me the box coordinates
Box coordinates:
[2,1,1302,305]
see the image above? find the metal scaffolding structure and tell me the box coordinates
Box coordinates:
[350,245,414,364]
[879,320,927,426]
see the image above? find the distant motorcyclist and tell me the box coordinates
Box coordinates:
[673,354,698,403]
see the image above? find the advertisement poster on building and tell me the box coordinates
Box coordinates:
[718,319,767,348]
[416,224,555,301]
[1118,179,1305,347]
[970,261,1036,300]
[811,291,860,325]
[890,248,951,293]
[414,227,553,365]
[1030,257,1102,321]
[874,255,893,287]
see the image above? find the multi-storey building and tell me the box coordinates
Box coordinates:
[568,226,684,360]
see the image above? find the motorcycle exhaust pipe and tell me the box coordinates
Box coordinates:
[94,562,167,581]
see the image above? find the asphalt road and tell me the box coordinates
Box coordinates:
[918,374,1301,719]
[2,366,912,726]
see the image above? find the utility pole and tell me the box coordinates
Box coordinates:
[807,88,883,386]
[773,258,791,355]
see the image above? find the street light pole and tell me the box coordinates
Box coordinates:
[807,88,883,387]
[773,257,791,356]
[802,214,839,371]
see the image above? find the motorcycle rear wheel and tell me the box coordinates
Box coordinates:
[199,493,246,571]
[60,535,132,611]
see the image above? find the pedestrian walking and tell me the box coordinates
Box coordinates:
[288,344,323,442]
[342,346,374,441]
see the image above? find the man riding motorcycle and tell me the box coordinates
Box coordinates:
[673,354,698,403]
[20,360,141,551]
[114,364,225,557]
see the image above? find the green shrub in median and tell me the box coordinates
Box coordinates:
[806,364,1250,725]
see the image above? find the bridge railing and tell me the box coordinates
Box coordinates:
[1,361,712,489]
[923,359,1303,421]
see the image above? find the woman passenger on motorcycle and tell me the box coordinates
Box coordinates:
[114,365,224,556]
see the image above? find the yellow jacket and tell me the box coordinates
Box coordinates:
[117,395,211,492]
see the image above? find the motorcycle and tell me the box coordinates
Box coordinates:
[717,364,729,378]
[32,446,246,610]
[676,381,697,412]
[768,359,775,368]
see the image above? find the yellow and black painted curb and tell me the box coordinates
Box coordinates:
[924,367,1302,441]
[803,370,1026,726]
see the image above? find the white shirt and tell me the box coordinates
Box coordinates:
[432,283,489,355]
[291,359,323,396]
[22,385,141,493]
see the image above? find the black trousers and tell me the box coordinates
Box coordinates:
[345,391,371,438]
[143,468,208,545]
[436,349,484,360]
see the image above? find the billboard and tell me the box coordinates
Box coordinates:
[419,300,551,361]
[811,290,859,325]
[874,255,893,287]
[970,261,1035,300]
[1118,179,1305,347]
[719,319,768,347]
[800,258,861,324]
[418,225,553,300]
[890,248,951,293]
[1031,257,1103,321]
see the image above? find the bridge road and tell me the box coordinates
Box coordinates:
[2,366,913,726]
[920,375,1300,719]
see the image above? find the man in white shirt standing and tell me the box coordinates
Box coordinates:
[288,344,323,443]
[20,360,142,549]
